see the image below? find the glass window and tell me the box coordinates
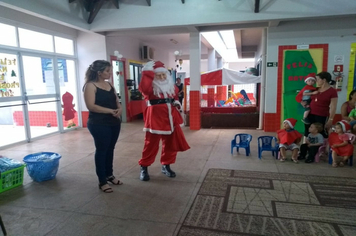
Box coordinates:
[18,28,53,52]
[129,63,143,91]
[54,36,74,55]
[22,56,55,95]
[0,23,17,47]
[130,65,134,81]
[59,59,78,129]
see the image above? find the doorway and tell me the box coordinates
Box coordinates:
[0,51,79,148]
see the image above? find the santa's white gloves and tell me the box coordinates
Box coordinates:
[142,60,155,71]
[173,100,182,112]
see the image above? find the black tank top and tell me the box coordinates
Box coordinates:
[88,83,121,125]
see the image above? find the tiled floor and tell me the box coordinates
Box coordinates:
[1,121,355,236]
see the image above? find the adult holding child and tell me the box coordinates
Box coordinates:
[296,73,317,125]
[304,72,338,138]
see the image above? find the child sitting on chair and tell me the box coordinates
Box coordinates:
[298,122,324,163]
[276,118,302,163]
[329,120,354,167]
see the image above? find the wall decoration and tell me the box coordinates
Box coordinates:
[276,44,328,133]
[0,54,20,97]
[346,43,356,98]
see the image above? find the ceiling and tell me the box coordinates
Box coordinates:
[72,0,264,59]
[105,28,263,60]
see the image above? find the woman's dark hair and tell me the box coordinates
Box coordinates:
[85,60,111,83]
[349,90,356,100]
[316,71,332,83]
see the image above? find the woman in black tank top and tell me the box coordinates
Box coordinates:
[83,60,123,193]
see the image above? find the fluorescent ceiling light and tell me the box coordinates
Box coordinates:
[202,30,238,62]
[232,58,255,62]
[219,30,235,49]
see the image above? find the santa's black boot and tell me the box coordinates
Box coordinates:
[140,166,150,181]
[161,165,176,178]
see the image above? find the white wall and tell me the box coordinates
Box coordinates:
[106,36,141,62]
[255,35,263,66]
[173,59,209,78]
[77,31,107,111]
[106,35,172,67]
[265,16,356,114]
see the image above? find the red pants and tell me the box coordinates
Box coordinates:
[138,132,177,166]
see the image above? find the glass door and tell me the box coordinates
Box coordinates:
[0,52,27,146]
[22,54,61,139]
[58,58,79,129]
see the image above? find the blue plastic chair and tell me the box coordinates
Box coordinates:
[257,136,279,160]
[231,134,252,156]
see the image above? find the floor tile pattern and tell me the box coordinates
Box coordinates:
[179,168,356,236]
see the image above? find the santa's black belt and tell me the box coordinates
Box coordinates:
[149,98,174,105]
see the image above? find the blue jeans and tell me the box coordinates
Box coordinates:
[87,123,121,185]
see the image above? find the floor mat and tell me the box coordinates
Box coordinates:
[177,169,356,236]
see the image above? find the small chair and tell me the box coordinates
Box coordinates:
[315,139,328,163]
[231,133,252,156]
[328,133,355,166]
[257,136,279,159]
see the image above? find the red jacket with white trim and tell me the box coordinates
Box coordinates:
[139,71,183,134]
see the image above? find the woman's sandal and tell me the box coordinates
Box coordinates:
[332,162,338,168]
[107,176,123,185]
[99,184,113,193]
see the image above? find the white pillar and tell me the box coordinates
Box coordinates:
[258,28,267,130]
[208,49,216,71]
[190,32,201,90]
[217,57,223,69]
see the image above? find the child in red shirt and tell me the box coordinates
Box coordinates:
[296,73,317,125]
[276,118,302,163]
[329,120,354,167]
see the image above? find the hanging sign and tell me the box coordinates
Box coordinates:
[267,62,278,67]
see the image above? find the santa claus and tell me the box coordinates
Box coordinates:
[138,60,190,181]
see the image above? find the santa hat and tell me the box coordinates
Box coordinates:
[305,73,316,83]
[153,61,168,73]
[284,118,297,129]
[337,120,351,132]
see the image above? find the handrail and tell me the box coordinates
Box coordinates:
[27,99,60,105]
[0,103,26,108]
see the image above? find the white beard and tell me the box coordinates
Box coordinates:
[152,76,176,98]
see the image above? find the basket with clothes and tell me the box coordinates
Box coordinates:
[0,156,25,193]
[23,152,61,182]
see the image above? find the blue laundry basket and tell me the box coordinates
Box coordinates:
[23,152,61,182]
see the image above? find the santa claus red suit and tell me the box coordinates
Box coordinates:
[138,60,190,181]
